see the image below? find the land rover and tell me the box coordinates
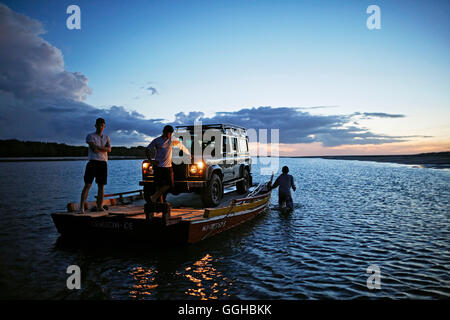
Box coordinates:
[139,124,252,207]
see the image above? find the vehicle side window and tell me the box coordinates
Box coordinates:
[204,137,216,157]
[222,136,228,154]
[238,138,247,153]
[232,138,237,152]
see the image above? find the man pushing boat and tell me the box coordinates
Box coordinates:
[269,166,296,211]
[146,125,190,203]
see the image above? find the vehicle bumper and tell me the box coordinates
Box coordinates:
[140,180,206,190]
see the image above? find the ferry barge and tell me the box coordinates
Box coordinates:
[51,181,272,244]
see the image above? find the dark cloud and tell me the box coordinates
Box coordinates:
[146,87,158,95]
[0,4,164,145]
[353,112,406,119]
[0,4,420,149]
[170,107,411,147]
[0,4,91,102]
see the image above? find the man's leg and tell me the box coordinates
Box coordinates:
[97,183,105,211]
[151,167,172,202]
[162,190,169,202]
[151,185,169,202]
[95,161,108,211]
[286,196,294,210]
[80,183,91,214]
[278,194,287,209]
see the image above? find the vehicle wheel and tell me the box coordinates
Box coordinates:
[236,169,249,194]
[143,184,156,203]
[202,173,223,207]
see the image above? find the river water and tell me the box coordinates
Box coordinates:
[0,158,448,299]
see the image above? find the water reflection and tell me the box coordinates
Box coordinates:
[181,254,232,300]
[129,266,159,299]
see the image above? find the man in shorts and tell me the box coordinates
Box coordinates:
[80,118,111,214]
[146,125,190,203]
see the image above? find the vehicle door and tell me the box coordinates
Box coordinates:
[230,137,240,179]
[221,135,233,181]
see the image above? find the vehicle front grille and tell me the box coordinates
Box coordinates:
[172,163,188,180]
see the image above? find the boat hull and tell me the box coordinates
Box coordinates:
[51,213,190,244]
[187,201,269,243]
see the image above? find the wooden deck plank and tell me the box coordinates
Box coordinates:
[108,207,144,215]
[127,214,147,219]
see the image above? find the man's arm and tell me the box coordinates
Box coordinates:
[146,140,157,160]
[88,141,111,153]
[270,177,280,190]
[88,142,106,153]
[172,140,190,155]
[291,176,296,191]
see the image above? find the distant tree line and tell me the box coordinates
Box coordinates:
[0,140,146,158]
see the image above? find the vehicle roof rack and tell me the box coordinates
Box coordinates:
[175,123,246,131]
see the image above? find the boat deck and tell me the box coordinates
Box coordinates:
[54,186,259,222]
[108,204,205,222]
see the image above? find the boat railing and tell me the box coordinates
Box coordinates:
[97,189,144,203]
[232,192,270,204]
[203,191,270,219]
[67,189,144,212]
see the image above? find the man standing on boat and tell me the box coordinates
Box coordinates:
[146,125,190,203]
[270,166,296,210]
[80,118,111,214]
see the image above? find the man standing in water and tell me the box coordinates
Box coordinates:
[146,125,190,203]
[80,118,111,214]
[270,166,296,210]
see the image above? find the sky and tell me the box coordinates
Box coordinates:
[0,0,449,156]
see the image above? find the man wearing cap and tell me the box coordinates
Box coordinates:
[146,125,190,203]
[80,118,111,214]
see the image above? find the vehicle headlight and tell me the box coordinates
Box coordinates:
[190,165,198,174]
[189,161,204,175]
[142,162,153,175]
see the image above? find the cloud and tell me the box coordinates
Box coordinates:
[0,4,91,102]
[170,107,412,147]
[0,4,422,149]
[0,4,164,145]
[146,86,158,95]
[353,112,406,119]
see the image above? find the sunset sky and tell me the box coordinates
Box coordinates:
[0,0,449,156]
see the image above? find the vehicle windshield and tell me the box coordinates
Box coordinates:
[174,134,215,150]
[172,133,218,161]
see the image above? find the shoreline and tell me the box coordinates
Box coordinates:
[0,156,146,162]
[294,153,450,169]
[1,153,449,169]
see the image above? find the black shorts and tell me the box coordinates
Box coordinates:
[84,160,107,185]
[155,166,174,188]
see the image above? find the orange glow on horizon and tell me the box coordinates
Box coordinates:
[249,140,450,157]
